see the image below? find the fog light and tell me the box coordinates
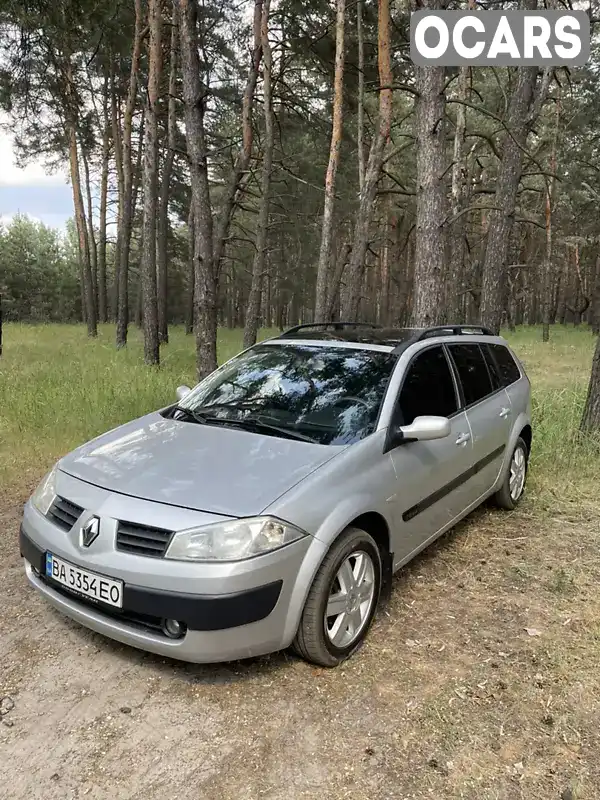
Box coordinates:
[162,618,185,639]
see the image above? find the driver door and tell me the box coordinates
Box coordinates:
[387,345,475,566]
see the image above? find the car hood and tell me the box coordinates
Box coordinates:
[58,413,343,517]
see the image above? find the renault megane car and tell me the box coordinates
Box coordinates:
[20,323,532,667]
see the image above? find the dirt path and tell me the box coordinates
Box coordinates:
[1,488,599,800]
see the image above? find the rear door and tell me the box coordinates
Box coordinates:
[387,345,475,564]
[446,343,512,499]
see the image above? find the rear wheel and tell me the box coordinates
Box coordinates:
[494,436,528,510]
[293,527,382,667]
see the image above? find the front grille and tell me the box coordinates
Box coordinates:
[116,520,173,558]
[48,496,84,531]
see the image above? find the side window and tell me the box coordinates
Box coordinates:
[481,344,502,390]
[448,344,493,407]
[489,344,521,386]
[398,346,458,426]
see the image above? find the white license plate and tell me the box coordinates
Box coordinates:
[45,553,123,608]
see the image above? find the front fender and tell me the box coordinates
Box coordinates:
[280,496,394,647]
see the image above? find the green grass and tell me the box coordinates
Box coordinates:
[509,325,600,497]
[0,323,276,493]
[0,322,598,499]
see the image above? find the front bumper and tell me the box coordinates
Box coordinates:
[20,479,327,662]
[20,529,283,632]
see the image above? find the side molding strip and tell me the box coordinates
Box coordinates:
[402,444,506,522]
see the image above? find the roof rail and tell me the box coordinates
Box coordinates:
[280,321,382,338]
[388,324,496,355]
[414,325,495,341]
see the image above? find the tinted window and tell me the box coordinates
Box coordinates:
[489,344,521,386]
[398,346,458,425]
[177,344,396,446]
[481,344,502,390]
[448,344,493,406]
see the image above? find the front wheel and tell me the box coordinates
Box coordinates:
[494,436,528,510]
[293,527,382,667]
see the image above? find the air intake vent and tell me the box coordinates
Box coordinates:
[48,496,84,531]
[116,520,173,558]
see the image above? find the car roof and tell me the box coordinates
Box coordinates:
[266,323,501,355]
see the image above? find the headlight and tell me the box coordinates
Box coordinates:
[165,516,307,562]
[31,466,58,515]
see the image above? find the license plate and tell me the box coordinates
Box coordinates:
[45,553,123,608]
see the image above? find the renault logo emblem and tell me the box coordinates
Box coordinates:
[81,516,100,548]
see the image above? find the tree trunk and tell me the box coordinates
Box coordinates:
[412,55,446,327]
[397,228,415,326]
[82,147,98,323]
[68,123,97,337]
[157,0,179,345]
[447,65,469,323]
[185,206,195,335]
[542,93,560,343]
[357,0,365,193]
[580,334,600,434]
[480,62,540,333]
[340,0,392,319]
[110,64,125,321]
[325,241,351,321]
[131,110,146,221]
[179,0,218,378]
[97,75,110,324]
[140,0,163,366]
[314,0,345,323]
[591,255,600,335]
[243,0,274,348]
[116,0,144,349]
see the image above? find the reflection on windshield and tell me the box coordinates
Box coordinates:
[178,344,396,445]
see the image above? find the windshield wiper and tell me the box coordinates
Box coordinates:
[170,404,318,443]
[195,400,269,414]
[169,405,208,425]
[214,415,319,444]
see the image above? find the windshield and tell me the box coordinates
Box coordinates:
[177,343,397,446]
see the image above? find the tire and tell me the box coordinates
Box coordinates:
[293,526,382,667]
[494,436,529,510]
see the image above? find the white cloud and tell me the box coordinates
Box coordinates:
[0,212,41,225]
[0,122,68,187]
[0,212,70,231]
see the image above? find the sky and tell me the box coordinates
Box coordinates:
[0,121,73,230]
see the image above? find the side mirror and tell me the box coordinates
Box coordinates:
[399,415,451,442]
[176,385,192,401]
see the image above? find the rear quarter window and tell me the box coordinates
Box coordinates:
[488,344,521,387]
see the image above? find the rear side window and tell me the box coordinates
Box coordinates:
[488,344,521,386]
[448,344,493,407]
[398,346,458,425]
[481,344,502,390]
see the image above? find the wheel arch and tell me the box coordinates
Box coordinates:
[347,511,394,602]
[282,507,394,648]
[519,423,532,455]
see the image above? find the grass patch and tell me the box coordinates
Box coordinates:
[508,325,600,499]
[0,322,598,499]
[0,323,276,493]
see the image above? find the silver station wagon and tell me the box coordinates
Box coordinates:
[20,323,532,667]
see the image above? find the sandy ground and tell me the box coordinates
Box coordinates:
[1,488,600,800]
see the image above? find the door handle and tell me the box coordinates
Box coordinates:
[455,432,471,446]
[499,407,511,419]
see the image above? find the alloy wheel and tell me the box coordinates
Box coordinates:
[509,445,527,501]
[324,550,376,648]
